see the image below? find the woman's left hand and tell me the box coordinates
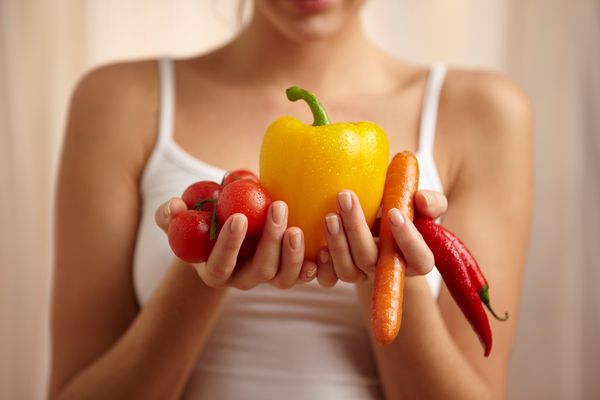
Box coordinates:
[316,190,448,287]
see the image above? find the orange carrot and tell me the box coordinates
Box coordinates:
[370,151,419,344]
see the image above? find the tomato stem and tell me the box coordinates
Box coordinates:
[193,198,218,241]
[194,198,217,211]
[286,86,330,126]
[210,204,218,241]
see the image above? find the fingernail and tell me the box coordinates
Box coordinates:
[388,208,405,227]
[272,202,285,225]
[290,229,302,250]
[164,199,172,218]
[422,192,431,207]
[319,249,330,264]
[230,214,246,233]
[325,214,340,235]
[338,191,353,212]
[304,265,317,280]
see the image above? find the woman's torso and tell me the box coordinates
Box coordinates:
[133,57,446,399]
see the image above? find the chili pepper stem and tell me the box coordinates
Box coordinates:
[479,285,509,321]
[286,86,330,126]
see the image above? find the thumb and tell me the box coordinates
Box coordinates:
[154,197,187,233]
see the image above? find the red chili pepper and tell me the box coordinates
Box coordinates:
[414,215,492,357]
[438,224,508,321]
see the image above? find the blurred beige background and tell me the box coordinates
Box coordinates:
[1,0,598,398]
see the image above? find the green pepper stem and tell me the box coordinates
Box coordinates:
[479,286,509,321]
[286,86,330,126]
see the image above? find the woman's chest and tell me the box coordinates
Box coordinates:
[172,94,424,173]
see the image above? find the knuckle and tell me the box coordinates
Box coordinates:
[336,267,362,282]
[422,252,435,273]
[284,247,304,265]
[264,228,285,244]
[341,220,362,235]
[255,265,277,281]
[328,240,348,255]
[220,238,242,254]
[233,281,255,291]
[271,279,294,289]
[202,278,225,289]
[318,278,337,288]
[412,254,435,275]
[413,262,434,275]
[205,265,231,284]
[355,257,377,273]
[264,217,287,236]
[394,226,412,246]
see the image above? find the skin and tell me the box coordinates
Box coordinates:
[50,0,533,398]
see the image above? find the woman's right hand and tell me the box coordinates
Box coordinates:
[155,198,318,290]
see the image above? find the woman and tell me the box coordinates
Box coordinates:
[50,0,532,398]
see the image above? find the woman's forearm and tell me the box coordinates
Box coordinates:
[53,260,227,400]
[357,278,494,400]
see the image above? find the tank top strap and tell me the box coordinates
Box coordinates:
[157,57,175,147]
[415,63,447,195]
[418,63,447,157]
[140,58,176,190]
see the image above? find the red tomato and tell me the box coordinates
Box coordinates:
[217,180,272,236]
[222,169,259,186]
[168,210,216,263]
[181,181,221,211]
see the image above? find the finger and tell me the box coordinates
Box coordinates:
[233,201,287,286]
[387,208,434,276]
[298,260,318,283]
[196,213,247,287]
[270,227,305,289]
[337,191,378,277]
[154,197,187,233]
[316,248,338,288]
[324,213,367,282]
[414,190,448,220]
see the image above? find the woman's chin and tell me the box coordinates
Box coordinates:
[275,14,352,42]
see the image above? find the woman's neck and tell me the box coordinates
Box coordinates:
[219,10,395,97]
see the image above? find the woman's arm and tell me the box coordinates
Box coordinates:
[377,74,532,399]
[321,72,533,399]
[49,62,229,399]
[50,63,315,399]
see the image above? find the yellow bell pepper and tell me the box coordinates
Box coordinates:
[259,87,389,261]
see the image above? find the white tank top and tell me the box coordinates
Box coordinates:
[133,58,447,399]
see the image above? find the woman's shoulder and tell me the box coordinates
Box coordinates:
[423,65,533,193]
[387,59,532,135]
[72,58,159,114]
[66,59,163,177]
[441,67,533,137]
